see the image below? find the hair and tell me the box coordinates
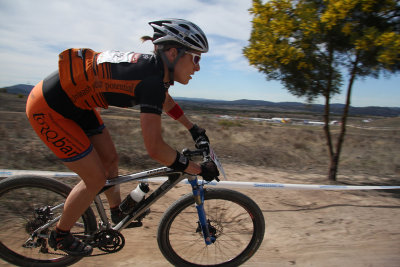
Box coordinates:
[141,35,153,43]
[141,35,185,52]
[141,35,156,53]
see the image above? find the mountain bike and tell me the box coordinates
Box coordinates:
[0,143,265,267]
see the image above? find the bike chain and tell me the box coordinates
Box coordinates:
[45,250,113,257]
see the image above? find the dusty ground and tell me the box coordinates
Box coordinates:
[1,165,399,267]
[0,93,399,266]
[78,166,400,267]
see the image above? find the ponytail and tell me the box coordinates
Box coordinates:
[141,36,153,43]
[141,35,157,53]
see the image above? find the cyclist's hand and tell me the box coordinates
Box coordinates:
[200,161,219,182]
[189,124,209,148]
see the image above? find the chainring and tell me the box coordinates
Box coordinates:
[94,229,125,253]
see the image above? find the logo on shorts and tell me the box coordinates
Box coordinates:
[32,113,80,158]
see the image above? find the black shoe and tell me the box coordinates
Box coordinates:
[48,230,93,256]
[111,209,150,228]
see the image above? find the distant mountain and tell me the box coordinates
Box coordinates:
[3,84,34,95]
[175,97,400,117]
[230,99,400,116]
[1,85,399,117]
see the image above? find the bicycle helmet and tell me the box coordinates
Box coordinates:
[149,19,209,53]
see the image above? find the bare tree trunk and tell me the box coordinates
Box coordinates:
[328,54,359,181]
[323,96,334,158]
[324,46,335,180]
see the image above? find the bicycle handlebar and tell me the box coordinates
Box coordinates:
[182,141,227,181]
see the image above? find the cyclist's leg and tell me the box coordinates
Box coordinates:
[89,127,121,208]
[27,89,108,230]
[26,81,106,255]
[86,114,142,227]
[60,150,108,230]
[45,153,105,256]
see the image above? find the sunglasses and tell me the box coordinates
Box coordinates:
[185,51,201,65]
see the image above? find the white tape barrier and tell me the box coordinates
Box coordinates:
[1,169,399,190]
[0,169,77,177]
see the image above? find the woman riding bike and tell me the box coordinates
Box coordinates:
[25,18,219,256]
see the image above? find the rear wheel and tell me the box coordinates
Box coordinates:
[157,188,265,267]
[0,175,97,267]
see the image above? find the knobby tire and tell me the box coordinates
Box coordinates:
[0,175,97,267]
[157,188,265,267]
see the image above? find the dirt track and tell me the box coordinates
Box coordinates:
[0,94,399,266]
[2,164,397,267]
[76,164,400,267]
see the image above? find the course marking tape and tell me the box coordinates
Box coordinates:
[1,169,399,190]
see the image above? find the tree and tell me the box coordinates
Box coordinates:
[243,0,400,181]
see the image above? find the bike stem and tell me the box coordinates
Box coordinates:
[188,177,215,245]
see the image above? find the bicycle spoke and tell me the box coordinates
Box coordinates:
[159,188,264,266]
[0,176,98,266]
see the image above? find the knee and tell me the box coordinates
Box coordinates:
[78,174,107,194]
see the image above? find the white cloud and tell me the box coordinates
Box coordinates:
[0,0,255,86]
[190,0,252,40]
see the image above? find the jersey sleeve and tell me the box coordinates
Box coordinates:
[134,76,166,115]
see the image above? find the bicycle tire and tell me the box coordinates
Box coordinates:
[157,188,265,267]
[0,175,97,267]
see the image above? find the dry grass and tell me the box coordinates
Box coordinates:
[2,93,399,267]
[0,92,399,180]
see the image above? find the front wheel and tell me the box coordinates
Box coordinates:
[157,188,265,267]
[0,175,97,267]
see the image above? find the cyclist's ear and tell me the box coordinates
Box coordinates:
[164,47,178,61]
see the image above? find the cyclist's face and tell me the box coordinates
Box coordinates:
[174,50,201,85]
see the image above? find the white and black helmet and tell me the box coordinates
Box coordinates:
[149,19,209,53]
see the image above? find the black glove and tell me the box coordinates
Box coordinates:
[200,161,220,182]
[189,124,210,147]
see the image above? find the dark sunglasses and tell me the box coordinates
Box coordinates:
[185,51,201,65]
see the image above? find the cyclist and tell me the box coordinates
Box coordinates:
[25,19,219,256]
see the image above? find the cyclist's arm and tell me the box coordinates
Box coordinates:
[163,92,193,130]
[140,113,201,175]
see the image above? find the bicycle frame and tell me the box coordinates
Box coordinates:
[0,142,266,267]
[94,166,214,245]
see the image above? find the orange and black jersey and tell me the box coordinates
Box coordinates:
[52,48,167,115]
[27,48,169,162]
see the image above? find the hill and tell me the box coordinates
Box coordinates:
[175,97,400,117]
[2,84,34,95]
[2,84,399,117]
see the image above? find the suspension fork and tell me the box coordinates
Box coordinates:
[188,177,215,245]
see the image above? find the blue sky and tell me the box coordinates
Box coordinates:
[0,0,399,107]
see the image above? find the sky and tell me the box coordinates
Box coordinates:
[0,0,399,107]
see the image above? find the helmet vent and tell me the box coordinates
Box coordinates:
[179,24,190,31]
[149,19,209,53]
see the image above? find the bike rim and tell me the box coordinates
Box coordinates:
[0,184,84,265]
[166,197,257,266]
